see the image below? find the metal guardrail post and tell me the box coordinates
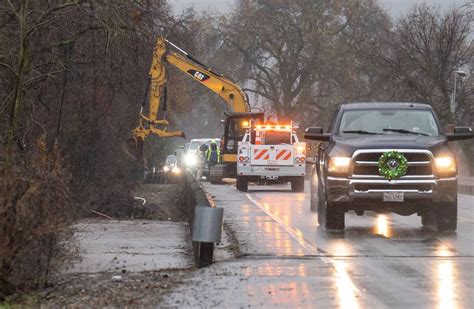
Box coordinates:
[184,171,223,268]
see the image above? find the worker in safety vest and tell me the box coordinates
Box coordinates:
[196,143,208,179]
[206,140,220,166]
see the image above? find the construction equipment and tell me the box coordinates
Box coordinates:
[125,37,264,181]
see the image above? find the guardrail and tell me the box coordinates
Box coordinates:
[183,171,223,267]
[458,177,474,196]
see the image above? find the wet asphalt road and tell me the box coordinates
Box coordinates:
[248,181,473,308]
[164,181,474,308]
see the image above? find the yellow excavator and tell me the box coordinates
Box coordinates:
[125,37,264,183]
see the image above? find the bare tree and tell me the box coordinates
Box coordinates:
[371,4,472,122]
[0,0,202,298]
[217,0,391,128]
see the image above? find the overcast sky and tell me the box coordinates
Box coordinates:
[171,0,468,16]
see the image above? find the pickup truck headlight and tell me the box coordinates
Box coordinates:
[435,157,456,177]
[328,157,351,175]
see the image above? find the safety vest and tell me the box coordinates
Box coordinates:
[206,144,220,163]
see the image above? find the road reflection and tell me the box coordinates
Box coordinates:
[334,260,360,309]
[243,262,312,306]
[373,214,392,238]
[250,189,362,308]
[436,245,458,309]
[330,242,360,309]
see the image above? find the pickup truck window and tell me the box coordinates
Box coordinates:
[338,109,439,136]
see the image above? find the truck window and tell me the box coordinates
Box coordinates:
[263,131,291,145]
[165,155,177,165]
[338,109,440,136]
[189,141,200,150]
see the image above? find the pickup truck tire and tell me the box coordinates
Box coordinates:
[317,194,326,226]
[421,212,436,227]
[236,176,248,192]
[310,191,317,212]
[436,200,457,232]
[325,202,345,231]
[291,176,305,192]
[315,180,325,219]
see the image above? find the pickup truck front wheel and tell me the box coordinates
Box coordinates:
[236,176,248,192]
[317,188,344,231]
[310,189,317,212]
[436,200,457,232]
[326,202,345,231]
[316,181,325,220]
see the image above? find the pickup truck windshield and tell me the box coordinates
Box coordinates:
[338,109,439,136]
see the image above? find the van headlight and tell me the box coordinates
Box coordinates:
[172,166,181,174]
[435,157,456,177]
[328,157,351,175]
[185,153,197,167]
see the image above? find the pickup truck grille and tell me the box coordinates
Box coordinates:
[352,151,433,178]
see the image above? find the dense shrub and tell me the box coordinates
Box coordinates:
[0,140,73,300]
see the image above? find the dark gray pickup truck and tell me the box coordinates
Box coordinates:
[304,102,473,232]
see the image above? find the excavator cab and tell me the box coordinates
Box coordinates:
[222,112,265,159]
[207,112,264,184]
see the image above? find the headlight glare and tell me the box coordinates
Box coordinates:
[185,153,197,166]
[328,157,351,175]
[435,157,456,176]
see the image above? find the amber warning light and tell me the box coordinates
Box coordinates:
[255,124,293,131]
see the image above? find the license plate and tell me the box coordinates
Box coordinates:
[383,192,404,202]
[267,160,277,165]
[265,167,279,171]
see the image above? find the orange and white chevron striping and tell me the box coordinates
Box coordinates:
[276,149,292,161]
[253,148,270,160]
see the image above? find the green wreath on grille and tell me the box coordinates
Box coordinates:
[377,151,408,180]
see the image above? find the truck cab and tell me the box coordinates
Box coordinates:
[236,122,306,192]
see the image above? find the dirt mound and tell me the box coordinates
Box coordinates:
[85,183,186,221]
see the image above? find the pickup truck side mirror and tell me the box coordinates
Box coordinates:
[304,127,331,141]
[446,126,474,141]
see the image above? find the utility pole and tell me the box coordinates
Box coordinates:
[451,70,467,114]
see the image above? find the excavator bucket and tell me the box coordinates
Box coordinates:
[122,137,148,169]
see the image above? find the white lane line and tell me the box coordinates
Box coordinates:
[245,193,320,256]
[245,193,361,293]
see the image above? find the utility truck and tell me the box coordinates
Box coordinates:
[236,122,306,192]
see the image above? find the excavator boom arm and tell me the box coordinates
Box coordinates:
[125,37,251,167]
[165,51,249,113]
